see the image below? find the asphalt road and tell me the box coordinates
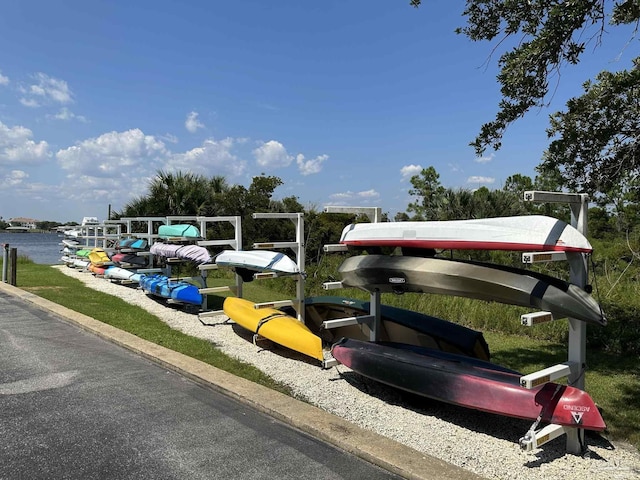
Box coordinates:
[0,290,401,479]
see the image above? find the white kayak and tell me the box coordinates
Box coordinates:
[339,215,592,253]
[104,266,142,283]
[215,250,299,275]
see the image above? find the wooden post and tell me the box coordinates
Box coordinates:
[2,243,8,283]
[9,247,17,286]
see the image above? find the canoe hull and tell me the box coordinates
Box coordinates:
[223,297,324,362]
[331,338,606,431]
[338,255,606,326]
[339,215,592,253]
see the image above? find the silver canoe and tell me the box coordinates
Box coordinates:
[338,255,606,326]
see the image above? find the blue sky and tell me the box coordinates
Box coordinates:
[0,1,637,223]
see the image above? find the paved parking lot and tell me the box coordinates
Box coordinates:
[0,290,401,479]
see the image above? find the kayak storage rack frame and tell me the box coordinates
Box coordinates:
[321,206,383,344]
[518,191,592,454]
[251,212,306,324]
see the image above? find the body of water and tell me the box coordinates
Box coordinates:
[0,232,63,265]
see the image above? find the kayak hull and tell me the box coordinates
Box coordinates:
[299,296,490,360]
[331,338,606,431]
[139,274,202,306]
[338,255,606,326]
[223,297,324,362]
[339,215,592,253]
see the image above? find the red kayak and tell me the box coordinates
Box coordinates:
[331,338,606,431]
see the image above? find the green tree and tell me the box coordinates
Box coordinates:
[541,61,640,199]
[117,170,218,217]
[407,166,446,220]
[36,221,60,231]
[411,1,640,195]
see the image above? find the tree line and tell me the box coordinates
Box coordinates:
[112,167,637,264]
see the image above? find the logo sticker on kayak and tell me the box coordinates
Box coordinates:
[388,277,406,284]
[563,405,590,424]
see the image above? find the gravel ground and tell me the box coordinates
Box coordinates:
[56,265,640,480]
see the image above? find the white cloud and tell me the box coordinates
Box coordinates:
[185,111,204,133]
[400,164,422,181]
[56,128,167,177]
[0,71,9,86]
[296,153,327,176]
[330,191,355,200]
[0,170,28,188]
[330,189,379,200]
[253,140,293,168]
[20,73,73,107]
[167,137,246,177]
[474,153,494,164]
[19,98,40,108]
[0,121,50,165]
[467,176,496,184]
[159,133,179,144]
[358,189,379,198]
[49,107,87,122]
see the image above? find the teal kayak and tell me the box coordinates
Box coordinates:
[158,224,201,239]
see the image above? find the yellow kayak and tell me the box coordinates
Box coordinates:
[223,297,324,362]
[88,248,113,266]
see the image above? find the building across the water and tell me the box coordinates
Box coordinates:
[7,217,39,230]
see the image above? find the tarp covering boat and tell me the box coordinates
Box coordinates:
[150,242,212,265]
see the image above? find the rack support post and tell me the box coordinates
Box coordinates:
[524,191,589,454]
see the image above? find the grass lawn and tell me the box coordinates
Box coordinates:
[9,260,640,451]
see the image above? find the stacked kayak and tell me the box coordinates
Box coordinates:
[150,242,212,265]
[139,274,203,306]
[104,266,143,283]
[88,248,113,267]
[111,252,148,266]
[223,297,324,362]
[331,338,606,432]
[158,224,201,239]
[224,295,491,363]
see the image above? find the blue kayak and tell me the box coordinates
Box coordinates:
[139,274,203,306]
